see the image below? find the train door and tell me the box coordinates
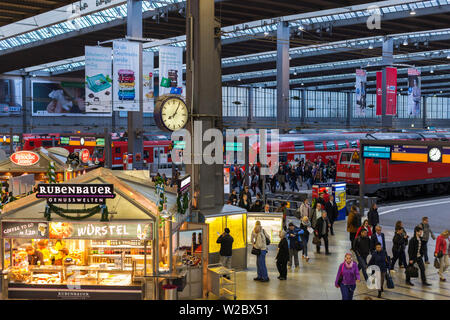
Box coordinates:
[379,159,389,184]
[153,147,165,166]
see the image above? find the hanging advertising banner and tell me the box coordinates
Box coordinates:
[85,46,112,113]
[2,221,48,239]
[159,46,184,97]
[224,167,230,194]
[385,67,397,115]
[355,69,367,116]
[10,151,40,166]
[142,51,155,113]
[376,71,382,116]
[408,68,421,117]
[36,184,115,204]
[113,41,141,112]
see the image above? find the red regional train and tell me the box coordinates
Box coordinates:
[335,132,450,199]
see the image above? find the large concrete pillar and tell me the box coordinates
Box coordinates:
[186,0,223,215]
[277,22,290,133]
[381,38,393,129]
[126,0,144,169]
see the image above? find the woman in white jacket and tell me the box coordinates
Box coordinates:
[251,221,270,282]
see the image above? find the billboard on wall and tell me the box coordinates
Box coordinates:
[355,69,367,116]
[0,78,22,116]
[143,51,155,113]
[376,71,382,116]
[408,68,421,117]
[159,46,184,97]
[85,46,112,113]
[113,41,141,112]
[31,81,110,117]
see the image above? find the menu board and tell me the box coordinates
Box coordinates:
[2,221,49,239]
[48,222,154,240]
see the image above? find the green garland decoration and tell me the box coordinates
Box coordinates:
[154,176,167,213]
[44,203,109,221]
[47,161,56,184]
[176,193,190,215]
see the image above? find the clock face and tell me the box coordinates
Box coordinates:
[429,147,441,162]
[160,98,188,131]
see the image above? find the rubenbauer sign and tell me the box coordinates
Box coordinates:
[36,184,115,204]
[10,151,40,166]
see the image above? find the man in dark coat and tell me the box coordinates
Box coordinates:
[367,203,379,234]
[325,195,339,236]
[314,211,330,254]
[406,226,431,286]
[216,228,234,273]
[276,230,289,280]
[370,225,386,253]
[354,229,371,281]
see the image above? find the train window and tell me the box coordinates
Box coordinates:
[42,141,53,147]
[339,152,352,164]
[294,142,305,151]
[326,142,336,150]
[29,141,35,147]
[143,150,149,158]
[314,142,324,150]
[280,152,288,163]
[115,147,121,154]
[337,141,347,150]
[350,141,358,148]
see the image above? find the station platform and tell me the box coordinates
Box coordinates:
[208,219,449,300]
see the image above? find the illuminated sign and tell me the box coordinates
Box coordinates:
[10,151,40,166]
[36,184,115,204]
[178,175,191,194]
[225,142,243,151]
[363,146,391,159]
[80,149,90,163]
[391,145,428,162]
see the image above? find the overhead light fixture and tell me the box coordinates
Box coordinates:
[440,91,443,93]
[152,14,157,20]
[293,71,297,76]
[368,44,373,49]
[430,69,434,73]
[301,83,304,86]
[403,39,408,46]
[410,9,416,15]
[447,54,450,59]
[289,56,292,60]
[298,25,304,31]
[237,77,241,82]
[264,31,269,36]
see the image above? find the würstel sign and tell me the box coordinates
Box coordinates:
[36,184,115,204]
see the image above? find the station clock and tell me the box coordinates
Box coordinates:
[428,147,442,162]
[154,94,189,132]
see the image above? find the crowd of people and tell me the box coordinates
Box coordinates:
[228,157,337,198]
[215,196,449,300]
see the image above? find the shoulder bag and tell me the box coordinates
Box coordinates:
[406,264,419,278]
[434,257,440,269]
[385,270,395,289]
[337,264,345,287]
[251,247,261,256]
[263,229,271,246]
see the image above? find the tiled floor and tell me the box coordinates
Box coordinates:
[209,220,449,300]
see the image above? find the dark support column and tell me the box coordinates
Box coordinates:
[127,0,144,169]
[247,87,253,129]
[186,0,223,214]
[277,21,290,133]
[359,141,365,217]
[104,128,112,169]
[422,95,427,128]
[381,39,393,129]
[346,92,352,128]
[21,76,30,133]
[300,89,306,126]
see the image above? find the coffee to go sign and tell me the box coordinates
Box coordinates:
[36,184,115,204]
[10,151,40,166]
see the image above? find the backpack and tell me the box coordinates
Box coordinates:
[263,229,271,246]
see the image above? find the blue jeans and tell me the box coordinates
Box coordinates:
[301,234,309,257]
[340,284,356,300]
[256,250,269,280]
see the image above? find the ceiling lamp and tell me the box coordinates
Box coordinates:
[410,8,416,15]
[430,69,434,73]
[368,43,373,49]
[447,54,450,59]
[298,25,304,31]
[264,31,269,36]
[403,39,408,46]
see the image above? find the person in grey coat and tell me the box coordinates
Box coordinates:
[418,217,436,264]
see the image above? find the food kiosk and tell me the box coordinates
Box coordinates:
[0,168,164,300]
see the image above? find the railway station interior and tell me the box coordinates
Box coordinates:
[0,0,449,304]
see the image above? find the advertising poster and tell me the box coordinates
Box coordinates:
[408,68,421,117]
[0,78,22,116]
[113,40,141,112]
[31,81,105,116]
[85,46,112,113]
[224,167,230,194]
[355,69,367,116]
[142,51,155,113]
[376,71,382,116]
[159,46,184,97]
[385,67,397,115]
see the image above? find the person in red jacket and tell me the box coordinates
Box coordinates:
[355,219,373,238]
[435,230,449,282]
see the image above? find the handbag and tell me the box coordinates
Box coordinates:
[437,251,444,259]
[312,235,320,245]
[385,271,395,289]
[251,247,261,255]
[406,264,419,278]
[295,240,304,251]
[434,258,441,269]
